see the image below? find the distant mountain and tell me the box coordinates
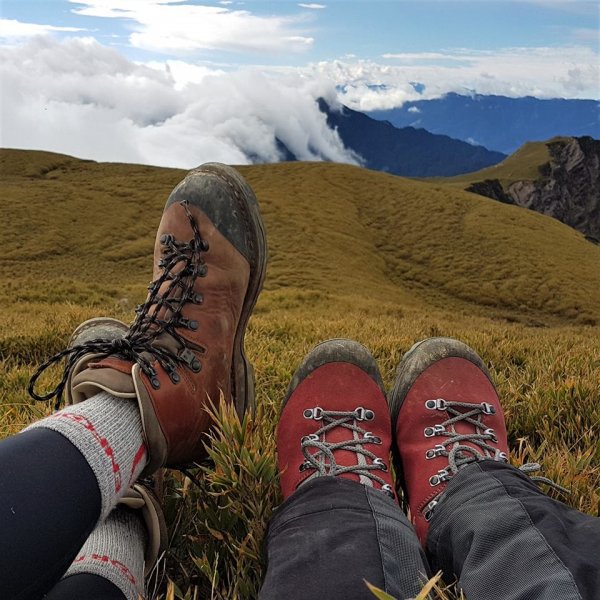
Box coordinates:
[367,93,600,154]
[440,136,600,241]
[313,99,505,177]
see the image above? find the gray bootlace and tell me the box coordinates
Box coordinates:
[422,397,569,520]
[300,406,394,497]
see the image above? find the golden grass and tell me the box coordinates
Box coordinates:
[438,137,573,208]
[1,149,599,599]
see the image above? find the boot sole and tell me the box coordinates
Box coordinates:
[191,163,268,421]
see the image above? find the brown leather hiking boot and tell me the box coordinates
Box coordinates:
[30,163,267,475]
[277,339,396,501]
[388,337,509,546]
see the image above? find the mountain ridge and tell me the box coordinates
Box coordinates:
[317,98,506,177]
[367,93,600,154]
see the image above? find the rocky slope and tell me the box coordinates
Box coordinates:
[463,137,600,241]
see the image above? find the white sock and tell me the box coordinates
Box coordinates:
[64,507,147,600]
[25,391,147,520]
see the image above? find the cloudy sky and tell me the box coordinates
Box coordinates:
[1,0,598,167]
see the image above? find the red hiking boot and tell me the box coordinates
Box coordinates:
[389,337,509,546]
[277,339,396,501]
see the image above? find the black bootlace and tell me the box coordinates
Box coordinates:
[300,406,394,497]
[28,200,208,410]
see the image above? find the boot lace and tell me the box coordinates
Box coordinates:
[28,200,207,410]
[422,397,569,520]
[300,406,394,497]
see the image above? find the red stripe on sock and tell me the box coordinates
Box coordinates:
[75,554,138,585]
[129,442,147,486]
[54,413,123,494]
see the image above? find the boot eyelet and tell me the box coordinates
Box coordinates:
[424,424,445,437]
[193,293,204,304]
[299,461,310,472]
[426,444,445,459]
[424,499,439,521]
[429,468,450,486]
[170,371,180,384]
[495,450,508,462]
[483,428,498,442]
[187,320,199,331]
[373,458,387,471]
[425,398,446,410]
[355,407,375,421]
[364,432,382,444]
[303,407,323,420]
[301,433,319,443]
[191,359,201,372]
[150,377,161,389]
[481,403,496,415]
[159,233,174,245]
[198,265,208,277]
[200,240,210,252]
[382,484,395,497]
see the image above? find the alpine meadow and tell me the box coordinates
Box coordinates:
[1,149,599,599]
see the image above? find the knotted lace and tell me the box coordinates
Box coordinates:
[422,397,568,520]
[28,200,207,410]
[300,406,394,497]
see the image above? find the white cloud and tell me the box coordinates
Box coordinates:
[0,36,356,168]
[298,3,327,9]
[308,47,599,110]
[0,18,85,41]
[407,106,421,113]
[68,0,314,54]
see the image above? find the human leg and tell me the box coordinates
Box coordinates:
[44,506,145,600]
[260,340,430,600]
[390,336,600,600]
[427,459,600,600]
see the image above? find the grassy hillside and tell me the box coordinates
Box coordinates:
[1,149,599,599]
[440,138,562,189]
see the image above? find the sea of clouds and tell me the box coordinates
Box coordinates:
[0,32,597,168]
[0,36,359,168]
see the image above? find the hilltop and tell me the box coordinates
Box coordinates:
[441,137,600,240]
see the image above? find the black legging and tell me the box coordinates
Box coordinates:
[0,428,124,600]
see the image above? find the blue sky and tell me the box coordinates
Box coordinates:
[0,1,597,166]
[2,0,598,66]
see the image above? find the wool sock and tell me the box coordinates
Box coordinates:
[62,506,147,600]
[26,391,147,520]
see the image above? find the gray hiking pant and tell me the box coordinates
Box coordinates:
[259,460,600,600]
